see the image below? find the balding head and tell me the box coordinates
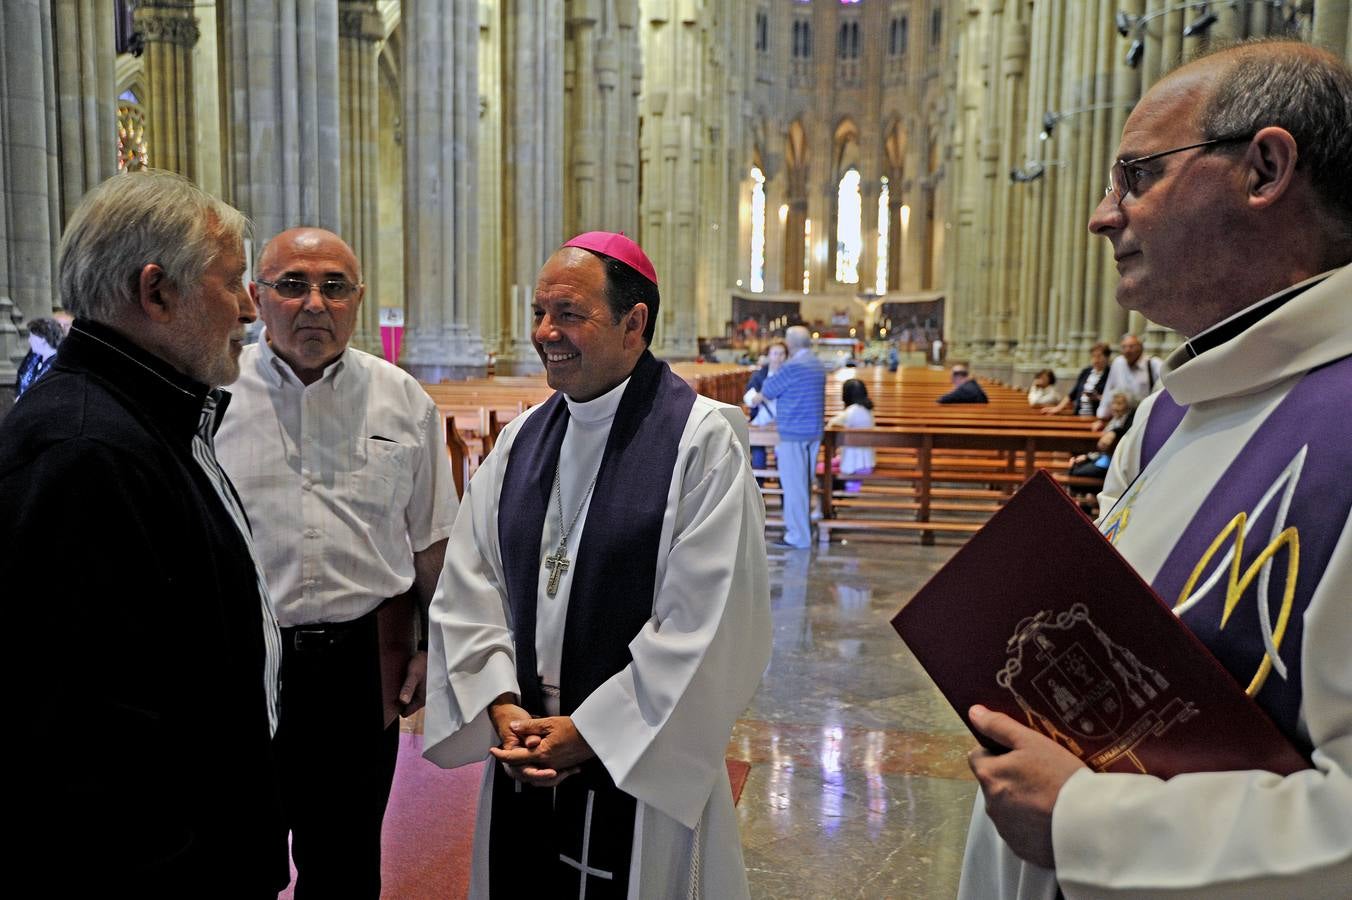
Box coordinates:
[257,227,362,283]
[252,227,366,385]
[785,325,812,352]
[1182,40,1352,237]
[1088,40,1352,334]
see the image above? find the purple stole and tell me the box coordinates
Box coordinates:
[1134,355,1352,747]
[489,350,696,898]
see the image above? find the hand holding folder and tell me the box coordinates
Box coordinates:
[892,471,1309,780]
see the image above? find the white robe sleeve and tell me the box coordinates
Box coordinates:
[570,405,772,829]
[422,423,525,769]
[1049,513,1352,898]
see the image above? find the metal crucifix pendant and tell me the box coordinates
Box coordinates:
[544,547,570,597]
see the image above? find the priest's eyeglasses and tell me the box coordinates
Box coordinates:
[1105,134,1253,204]
[255,277,362,302]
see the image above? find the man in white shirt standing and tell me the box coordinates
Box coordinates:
[423,232,771,898]
[1093,333,1161,428]
[216,227,457,898]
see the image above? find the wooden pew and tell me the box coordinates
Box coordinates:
[815,425,1101,544]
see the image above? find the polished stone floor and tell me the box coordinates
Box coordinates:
[735,536,977,899]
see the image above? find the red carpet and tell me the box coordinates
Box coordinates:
[280,734,752,899]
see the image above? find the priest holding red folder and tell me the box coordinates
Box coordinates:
[958,41,1352,898]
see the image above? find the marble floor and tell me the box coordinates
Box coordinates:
[735,536,978,899]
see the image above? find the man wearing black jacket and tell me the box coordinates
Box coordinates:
[0,170,287,897]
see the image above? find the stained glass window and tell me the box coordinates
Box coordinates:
[117,97,148,172]
[876,177,890,295]
[750,167,767,293]
[835,168,861,284]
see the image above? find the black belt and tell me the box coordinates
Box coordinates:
[281,611,374,652]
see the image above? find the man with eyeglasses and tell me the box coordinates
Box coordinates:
[959,40,1352,899]
[216,227,458,897]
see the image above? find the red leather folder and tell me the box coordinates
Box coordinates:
[892,470,1309,778]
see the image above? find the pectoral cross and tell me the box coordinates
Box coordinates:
[544,547,570,597]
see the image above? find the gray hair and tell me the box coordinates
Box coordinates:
[1195,40,1352,230]
[785,325,812,351]
[57,169,249,323]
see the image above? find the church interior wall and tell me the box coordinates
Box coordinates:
[2,0,1350,413]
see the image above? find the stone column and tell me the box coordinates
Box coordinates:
[192,0,226,197]
[1014,0,1053,367]
[1,0,57,401]
[52,0,119,224]
[399,0,485,381]
[476,4,503,358]
[338,0,383,353]
[1314,0,1350,57]
[640,0,703,356]
[495,0,564,373]
[565,0,641,236]
[1,0,115,410]
[222,0,342,245]
[134,1,200,179]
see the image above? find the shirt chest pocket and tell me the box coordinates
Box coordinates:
[357,438,414,516]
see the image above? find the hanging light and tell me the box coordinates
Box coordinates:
[1125,38,1145,68]
[1183,9,1219,37]
[1114,11,1138,37]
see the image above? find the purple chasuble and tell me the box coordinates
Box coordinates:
[488,350,696,898]
[1135,355,1352,749]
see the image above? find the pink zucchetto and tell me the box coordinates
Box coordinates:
[561,231,658,287]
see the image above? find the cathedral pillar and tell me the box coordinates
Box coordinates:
[1014,0,1047,366]
[565,0,641,236]
[1,0,115,405]
[640,1,701,356]
[399,0,485,381]
[1,0,59,397]
[494,0,564,373]
[222,0,342,246]
[337,0,383,353]
[1314,0,1350,56]
[134,1,200,179]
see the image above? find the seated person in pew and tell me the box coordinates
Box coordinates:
[1044,342,1111,416]
[937,363,989,403]
[1026,369,1061,408]
[826,378,875,492]
[1067,390,1136,480]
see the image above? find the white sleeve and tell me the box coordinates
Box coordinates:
[570,410,772,829]
[1051,515,1352,898]
[422,430,522,770]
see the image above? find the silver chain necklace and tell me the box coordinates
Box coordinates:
[542,461,602,597]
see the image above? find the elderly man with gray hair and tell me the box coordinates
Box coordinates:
[0,170,287,896]
[752,324,827,548]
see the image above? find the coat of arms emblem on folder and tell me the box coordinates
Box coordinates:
[997,603,1201,773]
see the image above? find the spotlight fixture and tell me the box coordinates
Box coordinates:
[1039,103,1134,142]
[1010,162,1046,184]
[1183,10,1219,37]
[1125,38,1145,68]
[1116,2,1310,70]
